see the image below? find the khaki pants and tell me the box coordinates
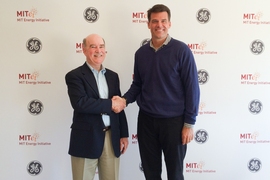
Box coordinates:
[71,130,120,180]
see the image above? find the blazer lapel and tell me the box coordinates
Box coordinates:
[81,63,99,97]
[105,70,114,98]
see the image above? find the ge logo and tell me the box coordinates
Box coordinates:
[26,38,42,54]
[198,69,209,85]
[250,39,264,55]
[141,38,151,46]
[139,162,144,172]
[196,8,211,24]
[195,129,209,144]
[247,158,262,173]
[28,99,44,116]
[83,7,99,23]
[248,99,263,115]
[27,160,43,176]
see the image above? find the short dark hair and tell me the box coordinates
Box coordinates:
[147,4,171,21]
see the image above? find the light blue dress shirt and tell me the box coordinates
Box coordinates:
[86,62,110,127]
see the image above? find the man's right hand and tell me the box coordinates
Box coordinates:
[111,96,126,113]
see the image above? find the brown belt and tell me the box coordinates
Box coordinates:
[103,126,111,132]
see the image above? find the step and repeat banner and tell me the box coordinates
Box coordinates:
[1,0,270,179]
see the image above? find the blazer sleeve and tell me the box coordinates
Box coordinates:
[119,110,129,138]
[65,68,112,115]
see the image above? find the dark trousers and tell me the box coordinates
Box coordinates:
[137,111,187,180]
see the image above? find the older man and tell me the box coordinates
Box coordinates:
[65,34,129,180]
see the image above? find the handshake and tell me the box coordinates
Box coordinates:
[111,96,126,113]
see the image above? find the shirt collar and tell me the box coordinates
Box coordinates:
[150,34,171,51]
[86,61,106,74]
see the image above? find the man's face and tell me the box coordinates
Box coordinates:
[148,12,171,40]
[83,35,106,69]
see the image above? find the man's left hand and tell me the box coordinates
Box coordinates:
[120,137,129,154]
[182,127,194,145]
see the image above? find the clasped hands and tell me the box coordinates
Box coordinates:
[112,96,126,113]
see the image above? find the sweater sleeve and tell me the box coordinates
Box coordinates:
[180,45,200,125]
[123,52,142,104]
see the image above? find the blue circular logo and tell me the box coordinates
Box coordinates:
[83,7,99,23]
[195,129,209,144]
[28,99,44,116]
[196,8,211,24]
[248,99,262,115]
[27,160,43,176]
[26,37,42,54]
[250,39,264,55]
[247,158,262,173]
[198,69,209,85]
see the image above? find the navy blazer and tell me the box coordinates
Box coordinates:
[65,63,129,159]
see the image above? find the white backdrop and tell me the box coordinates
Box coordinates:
[1,0,270,179]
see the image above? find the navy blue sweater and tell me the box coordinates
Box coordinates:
[124,38,200,125]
